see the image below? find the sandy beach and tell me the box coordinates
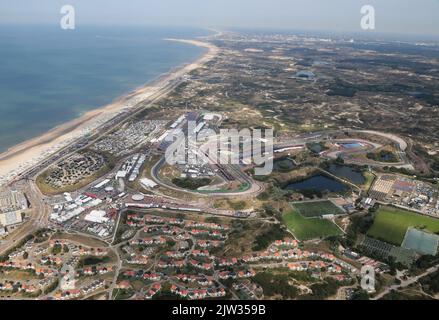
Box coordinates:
[0,39,218,186]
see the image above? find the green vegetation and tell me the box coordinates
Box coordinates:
[78,255,111,268]
[229,200,247,211]
[292,200,344,218]
[412,254,439,273]
[381,290,432,300]
[166,240,176,248]
[296,189,324,199]
[43,279,59,295]
[252,272,299,299]
[367,206,439,245]
[33,229,52,243]
[366,150,398,163]
[326,80,357,97]
[0,234,35,262]
[51,244,63,255]
[350,289,370,300]
[172,177,212,190]
[152,282,185,300]
[113,288,135,300]
[344,213,374,247]
[205,216,220,224]
[299,278,340,300]
[257,184,286,202]
[252,224,289,251]
[413,144,439,173]
[273,157,296,172]
[363,171,376,190]
[236,182,250,192]
[307,142,328,154]
[22,290,42,299]
[420,269,439,295]
[282,211,343,241]
[113,210,133,245]
[276,160,295,171]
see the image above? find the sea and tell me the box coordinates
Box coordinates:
[0,25,210,153]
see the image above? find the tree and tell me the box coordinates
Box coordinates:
[351,289,370,300]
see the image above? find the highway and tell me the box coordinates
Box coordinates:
[0,180,51,255]
[274,129,413,169]
[1,68,193,256]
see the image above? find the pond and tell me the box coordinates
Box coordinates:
[340,142,363,149]
[285,174,349,193]
[296,70,315,79]
[307,142,325,154]
[274,157,296,171]
[379,153,395,162]
[327,164,365,185]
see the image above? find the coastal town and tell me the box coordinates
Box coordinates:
[1,28,439,301]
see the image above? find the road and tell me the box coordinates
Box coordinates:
[108,246,123,300]
[0,50,207,256]
[0,180,52,255]
[274,129,413,169]
[372,264,439,300]
[151,156,264,199]
[318,168,362,193]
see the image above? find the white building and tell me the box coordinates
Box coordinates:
[0,188,27,227]
[0,211,23,227]
[84,210,109,224]
[92,179,111,190]
[140,178,158,189]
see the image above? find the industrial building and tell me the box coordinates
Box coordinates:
[0,188,27,227]
[0,211,23,227]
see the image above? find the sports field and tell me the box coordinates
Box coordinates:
[283,211,343,241]
[401,228,439,256]
[367,206,439,246]
[291,200,344,218]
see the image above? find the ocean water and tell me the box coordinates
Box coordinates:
[0,25,209,153]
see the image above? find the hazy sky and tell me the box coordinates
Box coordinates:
[0,0,438,36]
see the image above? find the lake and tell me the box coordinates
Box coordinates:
[327,164,365,185]
[285,174,349,193]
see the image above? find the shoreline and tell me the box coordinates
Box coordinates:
[0,38,218,186]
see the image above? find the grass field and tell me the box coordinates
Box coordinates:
[291,200,344,218]
[282,211,343,241]
[368,206,439,246]
[362,172,376,191]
